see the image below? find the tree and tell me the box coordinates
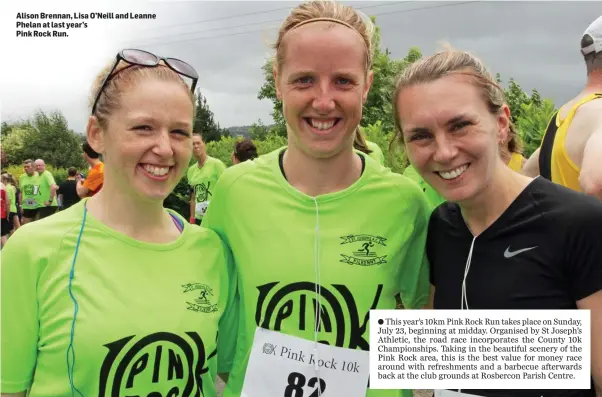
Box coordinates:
[248,119,271,140]
[257,60,287,137]
[516,98,556,158]
[497,75,557,158]
[193,90,228,143]
[1,110,85,168]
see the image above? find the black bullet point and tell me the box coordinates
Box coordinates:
[378,319,384,325]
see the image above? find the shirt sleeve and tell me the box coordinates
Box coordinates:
[397,184,431,309]
[82,167,102,191]
[216,241,239,374]
[216,161,227,179]
[565,205,602,301]
[45,171,57,186]
[203,175,238,373]
[1,226,40,393]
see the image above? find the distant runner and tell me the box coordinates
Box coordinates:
[523,15,602,200]
[187,133,226,225]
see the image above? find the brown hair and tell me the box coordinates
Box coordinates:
[272,1,375,73]
[234,138,259,162]
[392,45,522,156]
[90,59,195,129]
[353,127,373,154]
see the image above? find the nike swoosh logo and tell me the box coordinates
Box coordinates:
[504,246,538,258]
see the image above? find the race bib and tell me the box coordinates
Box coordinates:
[195,201,209,216]
[24,198,37,207]
[242,328,370,397]
[435,390,482,397]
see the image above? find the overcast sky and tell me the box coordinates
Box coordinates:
[1,1,600,134]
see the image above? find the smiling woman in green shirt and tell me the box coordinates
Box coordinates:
[203,2,430,397]
[1,49,235,397]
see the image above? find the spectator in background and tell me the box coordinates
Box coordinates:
[187,133,226,225]
[2,173,20,233]
[77,141,104,198]
[231,138,258,164]
[1,180,9,247]
[34,159,59,219]
[58,167,81,210]
[19,159,41,224]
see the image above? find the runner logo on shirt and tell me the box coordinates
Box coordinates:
[183,283,218,314]
[98,331,215,396]
[194,182,212,203]
[23,183,40,196]
[255,281,383,350]
[339,234,388,266]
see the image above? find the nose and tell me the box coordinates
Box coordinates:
[152,129,175,158]
[432,133,458,164]
[312,82,336,114]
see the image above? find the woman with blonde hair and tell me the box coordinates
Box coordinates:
[1,49,235,396]
[393,47,601,396]
[203,2,430,397]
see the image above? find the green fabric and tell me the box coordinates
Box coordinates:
[1,199,236,396]
[187,156,227,220]
[18,173,42,209]
[366,140,385,165]
[203,148,431,397]
[7,185,17,213]
[403,165,446,210]
[39,170,58,207]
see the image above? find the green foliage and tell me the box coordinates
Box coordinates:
[1,110,85,169]
[248,119,271,140]
[498,75,557,158]
[361,121,405,174]
[163,176,191,219]
[193,90,229,142]
[516,98,556,158]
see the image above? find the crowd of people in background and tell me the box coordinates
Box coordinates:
[1,3,601,397]
[0,141,105,247]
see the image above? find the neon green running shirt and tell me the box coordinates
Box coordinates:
[403,165,445,210]
[187,156,227,220]
[38,170,58,207]
[19,172,42,209]
[1,199,236,396]
[7,184,17,213]
[203,148,431,397]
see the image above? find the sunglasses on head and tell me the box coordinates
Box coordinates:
[91,49,199,115]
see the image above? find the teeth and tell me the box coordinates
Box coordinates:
[143,164,169,176]
[438,165,468,180]
[310,119,336,130]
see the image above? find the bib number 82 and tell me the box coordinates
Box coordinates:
[284,372,326,397]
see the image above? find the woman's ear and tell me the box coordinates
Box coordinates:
[86,116,104,154]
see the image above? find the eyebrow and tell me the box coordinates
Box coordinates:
[287,69,360,81]
[445,114,469,126]
[406,114,470,135]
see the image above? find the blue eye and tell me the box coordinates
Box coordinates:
[336,77,350,85]
[296,76,313,84]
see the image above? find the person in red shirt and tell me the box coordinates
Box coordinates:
[0,182,10,247]
[77,141,104,198]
